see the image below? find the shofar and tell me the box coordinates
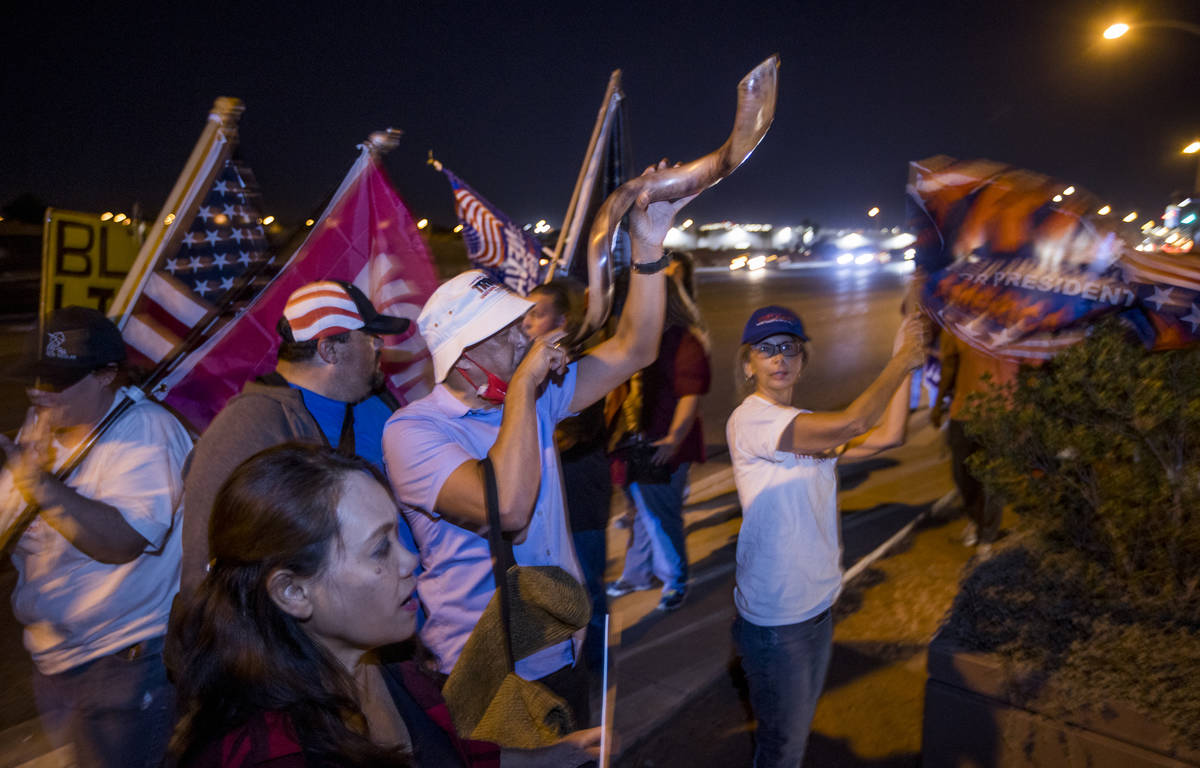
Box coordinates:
[577,54,780,341]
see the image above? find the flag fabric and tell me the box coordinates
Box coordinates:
[907,155,1200,361]
[121,160,273,370]
[154,149,438,432]
[441,168,545,295]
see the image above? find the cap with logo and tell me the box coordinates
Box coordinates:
[418,270,533,383]
[741,305,809,345]
[12,306,127,392]
[279,280,410,343]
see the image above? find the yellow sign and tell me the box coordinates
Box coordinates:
[40,209,141,316]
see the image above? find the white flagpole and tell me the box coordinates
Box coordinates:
[109,97,243,326]
[550,71,624,278]
[599,611,618,768]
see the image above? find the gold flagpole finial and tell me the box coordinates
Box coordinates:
[362,129,403,157]
[427,151,444,173]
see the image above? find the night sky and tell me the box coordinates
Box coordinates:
[4,0,1200,231]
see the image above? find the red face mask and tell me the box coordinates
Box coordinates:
[456,354,509,405]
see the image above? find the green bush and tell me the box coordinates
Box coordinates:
[965,319,1200,622]
[941,319,1200,747]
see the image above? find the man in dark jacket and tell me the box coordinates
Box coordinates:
[180,280,410,594]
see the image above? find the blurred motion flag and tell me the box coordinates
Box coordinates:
[437,166,546,295]
[120,159,273,369]
[156,134,438,431]
[908,155,1200,361]
[551,69,633,281]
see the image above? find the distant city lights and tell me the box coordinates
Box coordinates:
[416,218,429,230]
[261,215,275,226]
[305,218,315,227]
[1097,205,1111,215]
[1062,186,1076,196]
[867,207,880,218]
[100,212,114,221]
[1123,212,1138,223]
[453,224,463,233]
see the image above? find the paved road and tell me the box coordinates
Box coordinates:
[0,262,912,741]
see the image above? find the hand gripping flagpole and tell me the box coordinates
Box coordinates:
[573,55,780,344]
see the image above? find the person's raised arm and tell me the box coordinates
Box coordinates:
[570,163,697,413]
[779,314,927,457]
[432,333,568,533]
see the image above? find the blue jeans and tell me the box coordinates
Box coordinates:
[572,527,608,669]
[619,463,690,593]
[734,611,834,768]
[32,635,175,768]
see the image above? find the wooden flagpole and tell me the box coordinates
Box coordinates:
[109,97,243,326]
[550,71,624,278]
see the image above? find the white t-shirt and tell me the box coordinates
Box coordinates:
[727,393,842,626]
[1,392,193,674]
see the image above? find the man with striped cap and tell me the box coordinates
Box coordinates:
[180,280,412,594]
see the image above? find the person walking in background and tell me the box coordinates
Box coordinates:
[727,305,926,767]
[607,251,711,612]
[523,278,612,670]
[0,308,192,768]
[929,330,1018,550]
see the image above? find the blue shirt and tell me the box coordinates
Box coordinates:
[295,386,421,562]
[382,365,583,678]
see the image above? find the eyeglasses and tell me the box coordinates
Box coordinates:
[751,340,803,358]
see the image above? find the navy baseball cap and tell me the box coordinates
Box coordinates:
[741,305,809,345]
[11,307,126,391]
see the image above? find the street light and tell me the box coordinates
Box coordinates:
[1101,19,1200,40]
[867,206,880,218]
[1184,142,1200,194]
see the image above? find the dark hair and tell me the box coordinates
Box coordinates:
[276,316,352,362]
[167,444,409,767]
[528,277,587,344]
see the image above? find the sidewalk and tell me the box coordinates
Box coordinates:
[608,411,977,766]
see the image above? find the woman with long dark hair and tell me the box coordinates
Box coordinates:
[168,443,599,767]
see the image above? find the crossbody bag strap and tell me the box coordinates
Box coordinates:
[481,457,516,673]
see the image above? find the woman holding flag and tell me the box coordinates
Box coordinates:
[726,305,926,767]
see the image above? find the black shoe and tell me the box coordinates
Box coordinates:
[657,588,686,612]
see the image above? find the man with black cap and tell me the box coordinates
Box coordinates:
[0,306,192,768]
[180,280,412,594]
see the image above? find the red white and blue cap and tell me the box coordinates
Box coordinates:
[280,280,410,343]
[741,305,809,345]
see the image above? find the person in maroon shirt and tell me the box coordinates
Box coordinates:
[607,252,711,612]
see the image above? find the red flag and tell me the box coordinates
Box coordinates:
[155,148,438,431]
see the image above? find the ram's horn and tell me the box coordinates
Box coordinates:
[576,54,780,341]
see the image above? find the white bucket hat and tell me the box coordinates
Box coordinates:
[419,270,533,383]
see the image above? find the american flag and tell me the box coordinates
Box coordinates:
[122,160,273,369]
[442,168,545,295]
[155,149,437,431]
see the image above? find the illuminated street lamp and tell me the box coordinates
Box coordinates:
[867,206,880,218]
[1097,205,1112,215]
[1101,19,1200,40]
[1123,211,1138,223]
[1184,141,1200,193]
[416,218,428,230]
